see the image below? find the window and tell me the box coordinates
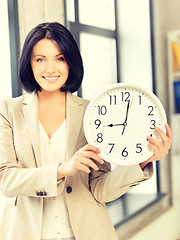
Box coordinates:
[65,0,171,236]
[65,0,119,99]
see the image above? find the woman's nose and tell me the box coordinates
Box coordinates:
[45,61,55,74]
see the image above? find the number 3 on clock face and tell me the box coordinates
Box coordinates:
[84,83,167,166]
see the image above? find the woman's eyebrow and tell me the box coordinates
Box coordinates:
[33,54,46,58]
[33,53,63,58]
[56,53,64,57]
[33,52,63,58]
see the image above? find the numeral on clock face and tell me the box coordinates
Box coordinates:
[96,133,103,143]
[138,95,142,105]
[94,119,101,129]
[136,143,142,153]
[109,94,117,105]
[148,106,154,116]
[98,105,107,115]
[150,120,156,130]
[121,91,130,102]
[122,147,128,157]
[108,143,115,153]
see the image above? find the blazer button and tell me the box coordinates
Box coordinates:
[36,191,40,196]
[39,191,44,196]
[41,191,47,196]
[66,186,72,194]
[43,191,47,196]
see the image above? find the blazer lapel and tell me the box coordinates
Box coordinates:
[22,93,42,167]
[66,92,87,161]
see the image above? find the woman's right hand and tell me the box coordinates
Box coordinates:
[57,144,104,180]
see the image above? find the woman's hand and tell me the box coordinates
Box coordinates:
[140,123,173,169]
[57,144,104,180]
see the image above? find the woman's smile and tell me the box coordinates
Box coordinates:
[42,75,61,83]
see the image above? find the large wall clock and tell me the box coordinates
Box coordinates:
[84,83,167,165]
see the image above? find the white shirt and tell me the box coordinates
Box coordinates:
[39,120,75,240]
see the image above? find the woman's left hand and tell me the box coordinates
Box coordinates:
[140,123,173,169]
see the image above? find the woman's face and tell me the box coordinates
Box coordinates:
[31,38,69,93]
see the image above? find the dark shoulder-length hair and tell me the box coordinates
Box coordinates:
[19,22,84,93]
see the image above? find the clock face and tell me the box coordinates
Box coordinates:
[84,83,167,166]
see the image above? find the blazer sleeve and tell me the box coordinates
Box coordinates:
[0,101,64,198]
[89,161,153,203]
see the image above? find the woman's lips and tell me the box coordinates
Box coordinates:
[42,76,60,83]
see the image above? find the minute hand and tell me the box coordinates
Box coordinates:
[124,101,130,123]
[122,101,130,135]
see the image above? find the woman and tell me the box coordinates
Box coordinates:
[0,22,172,240]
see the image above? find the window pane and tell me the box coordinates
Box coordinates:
[117,0,153,91]
[79,0,115,30]
[117,0,157,195]
[80,33,117,100]
[66,0,75,22]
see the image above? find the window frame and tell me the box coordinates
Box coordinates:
[64,0,120,97]
[7,0,22,97]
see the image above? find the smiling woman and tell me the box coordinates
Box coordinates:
[19,22,83,94]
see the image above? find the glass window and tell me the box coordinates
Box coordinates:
[80,33,117,99]
[79,0,115,30]
[116,0,157,196]
[66,0,75,22]
[118,0,153,91]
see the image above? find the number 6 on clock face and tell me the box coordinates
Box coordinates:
[84,83,167,166]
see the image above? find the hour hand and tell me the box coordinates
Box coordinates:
[103,123,124,127]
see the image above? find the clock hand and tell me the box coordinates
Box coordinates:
[122,101,130,135]
[124,100,130,123]
[103,123,125,127]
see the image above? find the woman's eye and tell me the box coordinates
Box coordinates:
[57,57,65,62]
[36,58,44,62]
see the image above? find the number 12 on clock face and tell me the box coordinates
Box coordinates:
[84,84,167,165]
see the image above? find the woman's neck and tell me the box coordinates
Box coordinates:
[37,90,66,105]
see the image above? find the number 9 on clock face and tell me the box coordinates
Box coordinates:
[83,83,167,166]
